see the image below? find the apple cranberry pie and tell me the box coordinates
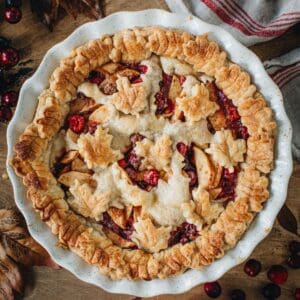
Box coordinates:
[11,27,276,280]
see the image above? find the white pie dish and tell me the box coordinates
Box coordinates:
[6,9,292,297]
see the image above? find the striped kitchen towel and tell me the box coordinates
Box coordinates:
[264,49,300,159]
[166,0,300,159]
[166,0,300,46]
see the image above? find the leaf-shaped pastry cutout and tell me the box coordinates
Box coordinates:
[277,205,298,235]
[0,244,23,293]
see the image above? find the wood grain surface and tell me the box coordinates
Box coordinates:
[0,1,299,299]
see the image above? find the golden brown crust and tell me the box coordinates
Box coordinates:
[10,27,276,280]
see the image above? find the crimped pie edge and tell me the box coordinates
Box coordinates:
[10,26,276,280]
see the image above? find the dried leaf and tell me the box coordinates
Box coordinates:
[30,0,104,31]
[0,234,59,269]
[0,209,60,271]
[0,270,14,300]
[277,204,298,235]
[0,209,23,232]
[0,244,23,294]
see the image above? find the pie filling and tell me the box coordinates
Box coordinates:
[49,55,249,250]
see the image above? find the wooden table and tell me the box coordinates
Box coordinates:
[0,1,299,299]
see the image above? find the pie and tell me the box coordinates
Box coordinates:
[11,27,276,280]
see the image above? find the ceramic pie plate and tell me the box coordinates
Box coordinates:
[6,9,292,297]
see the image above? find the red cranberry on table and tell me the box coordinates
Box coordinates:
[204,281,222,298]
[0,47,19,68]
[68,114,85,134]
[230,289,246,300]
[244,259,261,277]
[1,91,18,107]
[0,105,13,122]
[289,240,300,254]
[287,253,300,269]
[267,265,288,285]
[4,7,22,24]
[261,283,281,299]
[295,288,300,300]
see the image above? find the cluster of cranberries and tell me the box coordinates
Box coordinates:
[155,72,175,115]
[217,166,240,201]
[0,37,20,123]
[176,142,198,188]
[203,240,300,299]
[118,133,160,191]
[212,82,249,140]
[168,222,198,247]
[3,0,22,24]
[100,212,135,242]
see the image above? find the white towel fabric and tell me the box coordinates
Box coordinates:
[264,49,300,159]
[166,0,300,46]
[166,0,300,159]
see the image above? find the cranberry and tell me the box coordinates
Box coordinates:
[125,166,138,181]
[287,253,300,269]
[130,133,144,145]
[118,159,127,169]
[176,142,188,157]
[186,170,198,187]
[168,222,198,246]
[267,265,288,285]
[68,114,85,134]
[0,37,10,49]
[217,167,239,201]
[138,64,148,74]
[88,70,105,85]
[289,240,300,254]
[0,105,13,122]
[261,283,281,299]
[0,47,19,68]
[131,77,142,84]
[227,106,239,120]
[87,120,98,134]
[239,126,249,140]
[204,281,222,298]
[100,212,134,241]
[295,288,300,300]
[144,169,159,186]
[4,7,22,24]
[164,99,175,114]
[230,289,246,300]
[155,72,173,115]
[5,0,22,7]
[1,90,18,107]
[244,259,261,277]
[127,151,141,170]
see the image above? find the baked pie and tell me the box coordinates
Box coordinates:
[11,27,276,280]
